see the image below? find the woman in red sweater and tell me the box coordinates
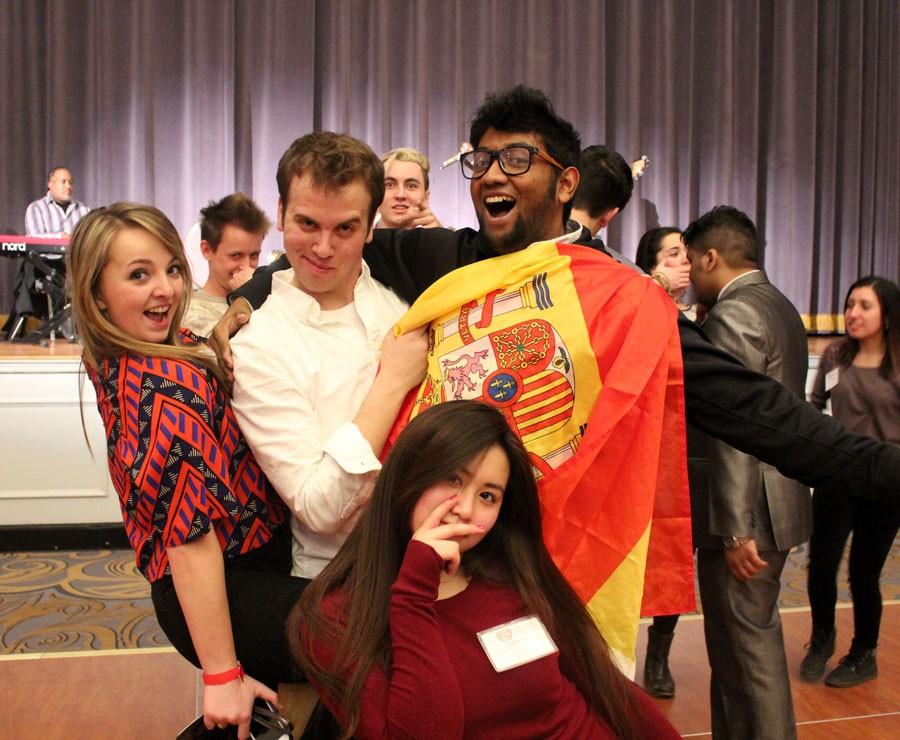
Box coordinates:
[290,400,679,739]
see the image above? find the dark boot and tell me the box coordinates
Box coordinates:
[799,628,835,681]
[643,626,675,698]
[825,648,877,688]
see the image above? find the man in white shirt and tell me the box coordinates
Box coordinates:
[230,132,427,579]
[182,193,269,336]
[25,166,90,237]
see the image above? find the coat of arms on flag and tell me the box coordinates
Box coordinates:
[407,268,600,480]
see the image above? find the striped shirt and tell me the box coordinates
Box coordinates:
[25,193,90,237]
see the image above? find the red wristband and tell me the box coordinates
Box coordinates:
[202,662,244,686]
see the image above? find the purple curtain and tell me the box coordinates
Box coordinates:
[2,0,897,329]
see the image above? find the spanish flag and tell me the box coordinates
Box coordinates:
[392,241,694,672]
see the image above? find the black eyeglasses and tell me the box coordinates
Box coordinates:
[459,146,565,179]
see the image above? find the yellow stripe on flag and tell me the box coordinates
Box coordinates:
[586,521,652,677]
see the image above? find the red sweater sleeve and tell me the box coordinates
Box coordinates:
[352,540,466,739]
[630,682,682,738]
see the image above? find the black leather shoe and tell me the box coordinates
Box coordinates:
[799,629,835,681]
[825,649,877,687]
[643,626,675,698]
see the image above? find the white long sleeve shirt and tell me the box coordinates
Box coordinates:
[230,264,408,577]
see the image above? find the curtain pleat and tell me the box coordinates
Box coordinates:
[1,0,897,322]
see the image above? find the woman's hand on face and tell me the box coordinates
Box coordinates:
[654,262,692,296]
[202,674,279,740]
[411,495,485,576]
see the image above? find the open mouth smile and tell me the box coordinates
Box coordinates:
[144,306,171,326]
[484,194,516,218]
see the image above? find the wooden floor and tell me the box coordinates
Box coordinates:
[639,603,900,738]
[1,604,896,738]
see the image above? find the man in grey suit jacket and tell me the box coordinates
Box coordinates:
[684,206,812,740]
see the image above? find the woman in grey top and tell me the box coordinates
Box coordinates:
[801,276,900,688]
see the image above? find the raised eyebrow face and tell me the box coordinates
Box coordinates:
[339,215,365,228]
[292,208,364,229]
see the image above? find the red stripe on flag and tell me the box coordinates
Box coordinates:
[513,392,574,426]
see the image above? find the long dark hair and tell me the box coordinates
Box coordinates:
[289,400,640,739]
[635,226,682,275]
[834,275,900,378]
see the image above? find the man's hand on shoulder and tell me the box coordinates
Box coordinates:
[208,297,252,386]
[724,538,768,581]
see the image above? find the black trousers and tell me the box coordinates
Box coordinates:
[151,525,310,688]
[807,484,900,651]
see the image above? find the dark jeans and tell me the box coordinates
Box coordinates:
[807,484,900,651]
[151,525,310,687]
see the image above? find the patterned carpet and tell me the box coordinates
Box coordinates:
[0,550,168,653]
[1,539,897,656]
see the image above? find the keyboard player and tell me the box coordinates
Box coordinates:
[2,167,88,340]
[25,167,90,237]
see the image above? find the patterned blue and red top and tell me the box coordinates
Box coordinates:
[89,351,288,582]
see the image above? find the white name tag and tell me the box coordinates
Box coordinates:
[825,367,840,392]
[476,615,558,672]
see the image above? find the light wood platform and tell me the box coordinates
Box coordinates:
[0,338,82,359]
[2,605,896,738]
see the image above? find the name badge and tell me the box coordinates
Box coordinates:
[476,615,558,672]
[825,367,840,392]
